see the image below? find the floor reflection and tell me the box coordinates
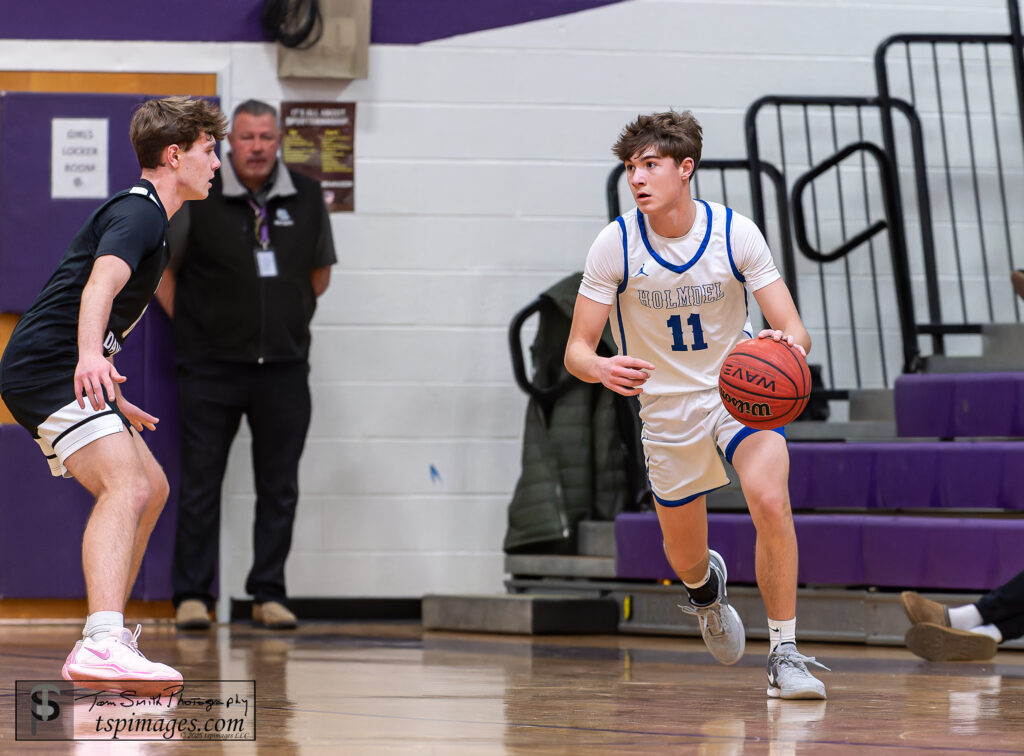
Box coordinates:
[0,623,1021,754]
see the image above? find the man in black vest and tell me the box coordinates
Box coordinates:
[156,99,336,630]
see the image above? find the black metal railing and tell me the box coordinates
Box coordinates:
[789,140,919,379]
[745,95,929,392]
[601,0,1024,395]
[875,0,1024,345]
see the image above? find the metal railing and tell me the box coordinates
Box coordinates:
[875,1,1024,349]
[603,0,1024,394]
[744,95,931,391]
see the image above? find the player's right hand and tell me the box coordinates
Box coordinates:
[74,354,126,411]
[596,355,655,396]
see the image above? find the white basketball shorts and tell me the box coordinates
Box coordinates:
[639,387,784,506]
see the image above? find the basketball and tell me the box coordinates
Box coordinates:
[718,338,811,429]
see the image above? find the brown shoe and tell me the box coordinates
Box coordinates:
[900,591,950,627]
[1012,269,1024,301]
[252,601,297,629]
[905,622,998,661]
[175,599,212,630]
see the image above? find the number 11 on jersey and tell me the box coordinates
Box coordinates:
[667,313,708,352]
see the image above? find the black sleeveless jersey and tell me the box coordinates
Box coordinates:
[0,180,168,392]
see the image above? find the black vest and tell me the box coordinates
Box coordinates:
[173,169,325,364]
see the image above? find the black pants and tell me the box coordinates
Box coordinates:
[171,360,311,607]
[977,568,1024,643]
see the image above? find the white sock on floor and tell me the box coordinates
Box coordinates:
[948,605,983,631]
[767,617,796,652]
[83,611,124,641]
[969,624,1003,643]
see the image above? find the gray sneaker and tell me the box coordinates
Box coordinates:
[678,549,745,665]
[766,644,829,699]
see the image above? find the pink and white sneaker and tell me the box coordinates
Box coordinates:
[62,625,182,687]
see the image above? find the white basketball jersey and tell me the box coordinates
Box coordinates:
[599,200,772,396]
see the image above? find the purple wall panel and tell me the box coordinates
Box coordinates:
[3,0,628,44]
[0,310,180,600]
[132,307,181,602]
[0,92,156,314]
[0,425,91,598]
[4,2,266,42]
[370,0,628,44]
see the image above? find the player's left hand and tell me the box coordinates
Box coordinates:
[757,329,807,358]
[116,396,159,432]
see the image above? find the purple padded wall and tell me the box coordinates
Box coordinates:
[4,1,628,45]
[0,306,179,600]
[895,373,1024,438]
[0,92,156,314]
[615,512,1023,591]
[0,424,92,597]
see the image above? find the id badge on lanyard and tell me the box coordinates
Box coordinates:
[250,199,278,277]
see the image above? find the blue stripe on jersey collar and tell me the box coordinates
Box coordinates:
[637,199,713,274]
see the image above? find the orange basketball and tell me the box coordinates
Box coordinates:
[718,338,811,429]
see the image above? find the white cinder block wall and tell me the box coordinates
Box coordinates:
[0,1,1013,607]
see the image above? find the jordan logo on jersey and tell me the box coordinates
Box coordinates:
[633,264,649,277]
[637,282,724,309]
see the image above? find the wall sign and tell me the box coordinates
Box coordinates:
[51,118,109,199]
[281,102,355,212]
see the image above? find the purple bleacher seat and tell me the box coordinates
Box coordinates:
[615,511,1023,591]
[787,442,1024,510]
[895,372,1024,438]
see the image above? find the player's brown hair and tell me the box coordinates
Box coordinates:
[613,110,703,170]
[130,96,228,169]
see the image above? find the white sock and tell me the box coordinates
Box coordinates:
[949,605,983,631]
[83,611,124,641]
[768,617,796,652]
[970,624,1003,643]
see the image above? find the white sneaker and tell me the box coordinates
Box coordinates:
[678,549,746,665]
[766,643,829,699]
[62,625,182,684]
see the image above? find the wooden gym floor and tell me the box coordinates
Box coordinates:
[1,621,1023,753]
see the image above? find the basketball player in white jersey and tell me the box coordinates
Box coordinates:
[565,111,828,699]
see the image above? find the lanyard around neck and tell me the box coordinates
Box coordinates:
[247,199,270,249]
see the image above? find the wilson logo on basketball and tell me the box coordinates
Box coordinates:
[717,338,811,430]
[720,364,776,392]
[718,386,772,417]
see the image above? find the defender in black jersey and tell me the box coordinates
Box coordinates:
[0,96,226,689]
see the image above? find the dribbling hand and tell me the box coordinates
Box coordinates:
[757,329,807,358]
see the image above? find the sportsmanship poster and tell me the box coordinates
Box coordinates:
[280,102,355,212]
